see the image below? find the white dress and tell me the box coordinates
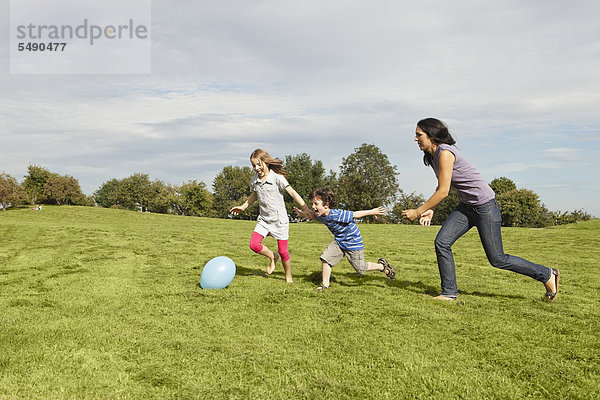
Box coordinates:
[250,171,290,240]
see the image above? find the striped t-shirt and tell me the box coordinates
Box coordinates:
[316,209,364,251]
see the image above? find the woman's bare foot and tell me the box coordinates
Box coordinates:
[544,268,560,302]
[267,252,279,275]
[432,295,456,301]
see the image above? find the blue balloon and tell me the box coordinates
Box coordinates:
[200,256,236,289]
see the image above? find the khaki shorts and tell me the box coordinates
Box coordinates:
[320,240,368,275]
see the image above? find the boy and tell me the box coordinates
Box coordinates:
[294,187,396,289]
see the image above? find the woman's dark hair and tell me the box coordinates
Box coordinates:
[308,187,338,208]
[417,118,456,166]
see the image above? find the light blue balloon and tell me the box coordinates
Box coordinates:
[200,256,236,289]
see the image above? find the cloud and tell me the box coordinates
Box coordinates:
[2,0,600,216]
[542,148,580,162]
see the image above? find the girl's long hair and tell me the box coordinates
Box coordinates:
[417,118,456,166]
[250,149,288,178]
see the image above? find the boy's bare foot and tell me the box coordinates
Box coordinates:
[267,253,279,275]
[285,277,293,283]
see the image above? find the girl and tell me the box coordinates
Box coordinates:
[402,118,560,301]
[230,149,312,283]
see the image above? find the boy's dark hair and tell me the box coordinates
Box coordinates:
[309,187,338,208]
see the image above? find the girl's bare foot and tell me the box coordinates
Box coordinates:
[282,259,292,283]
[267,253,279,275]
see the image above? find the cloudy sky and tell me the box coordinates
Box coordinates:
[2,0,599,216]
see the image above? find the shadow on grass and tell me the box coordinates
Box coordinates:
[0,205,35,212]
[198,258,527,300]
[301,270,430,290]
[195,255,272,279]
[234,264,272,279]
[300,271,527,300]
[458,290,526,300]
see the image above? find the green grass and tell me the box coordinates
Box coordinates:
[1,206,599,399]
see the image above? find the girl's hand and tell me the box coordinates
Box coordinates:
[302,204,312,215]
[419,209,434,226]
[293,206,308,219]
[401,209,419,221]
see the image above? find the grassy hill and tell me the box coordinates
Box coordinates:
[1,206,599,399]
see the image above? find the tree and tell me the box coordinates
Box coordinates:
[0,173,26,210]
[146,181,175,214]
[489,177,555,227]
[212,166,256,218]
[550,209,593,225]
[21,165,90,206]
[336,144,399,213]
[94,174,165,212]
[22,165,51,204]
[172,180,213,217]
[284,153,326,212]
[121,173,157,212]
[323,170,338,189]
[496,188,546,227]
[43,174,88,205]
[94,179,125,208]
[490,177,517,196]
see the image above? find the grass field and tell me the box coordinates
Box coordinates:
[1,206,599,399]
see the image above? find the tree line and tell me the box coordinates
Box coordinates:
[0,144,593,227]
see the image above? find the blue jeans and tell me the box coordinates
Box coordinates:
[434,199,551,297]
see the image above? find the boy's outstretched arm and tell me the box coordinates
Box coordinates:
[353,206,385,219]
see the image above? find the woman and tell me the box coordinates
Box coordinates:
[402,118,559,301]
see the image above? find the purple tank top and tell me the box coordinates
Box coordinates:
[433,144,495,206]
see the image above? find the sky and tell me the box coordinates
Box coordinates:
[2,0,599,216]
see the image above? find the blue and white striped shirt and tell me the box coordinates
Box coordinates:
[316,209,364,251]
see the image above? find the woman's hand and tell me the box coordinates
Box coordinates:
[401,208,419,221]
[419,209,434,226]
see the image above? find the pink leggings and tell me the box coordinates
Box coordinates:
[249,232,290,262]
